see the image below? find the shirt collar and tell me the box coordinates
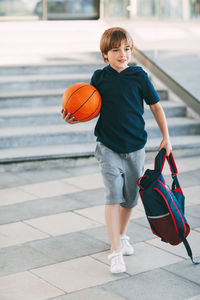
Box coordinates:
[107,65,130,75]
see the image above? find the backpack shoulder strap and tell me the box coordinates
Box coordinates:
[154,148,178,175]
[154,148,166,172]
[167,152,178,175]
[182,237,200,265]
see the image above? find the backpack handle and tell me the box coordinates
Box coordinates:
[154,148,178,175]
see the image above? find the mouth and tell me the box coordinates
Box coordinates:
[118,59,126,63]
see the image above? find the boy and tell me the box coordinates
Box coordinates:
[62,27,172,274]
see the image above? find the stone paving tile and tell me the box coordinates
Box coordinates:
[17,169,71,187]
[75,205,105,224]
[101,268,200,300]
[0,187,36,206]
[186,204,200,219]
[27,231,109,262]
[147,230,200,259]
[165,169,200,188]
[0,244,57,277]
[83,222,154,246]
[122,222,156,244]
[31,256,128,293]
[145,156,200,176]
[83,225,110,245]
[130,206,146,219]
[72,187,145,211]
[185,296,200,300]
[135,199,145,211]
[24,212,101,236]
[0,172,26,189]
[171,157,200,175]
[0,195,89,225]
[20,180,81,199]
[0,271,64,300]
[51,287,127,300]
[0,221,49,248]
[163,256,200,285]
[67,163,99,177]
[184,186,200,206]
[75,205,145,226]
[70,188,105,207]
[186,215,200,230]
[92,242,183,276]
[0,169,71,189]
[131,216,150,229]
[62,173,104,190]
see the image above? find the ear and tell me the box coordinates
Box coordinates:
[103,52,108,61]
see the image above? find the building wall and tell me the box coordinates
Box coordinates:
[0,0,100,20]
[0,0,199,20]
[102,0,200,20]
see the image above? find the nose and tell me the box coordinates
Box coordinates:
[119,49,126,56]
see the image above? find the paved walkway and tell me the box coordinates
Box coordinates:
[0,155,200,299]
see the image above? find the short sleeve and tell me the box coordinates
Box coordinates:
[90,72,96,87]
[142,72,160,105]
[90,69,101,88]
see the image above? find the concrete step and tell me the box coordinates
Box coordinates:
[0,117,199,149]
[0,74,169,102]
[0,94,59,109]
[0,73,93,92]
[147,117,200,138]
[0,122,96,149]
[0,62,104,76]
[0,95,60,109]
[0,88,169,102]
[0,101,186,127]
[0,56,198,163]
[0,135,200,163]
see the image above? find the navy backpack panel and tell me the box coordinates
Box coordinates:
[137,149,199,264]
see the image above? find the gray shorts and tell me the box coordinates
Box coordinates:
[94,142,145,208]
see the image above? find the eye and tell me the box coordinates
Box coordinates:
[125,47,130,51]
[112,49,118,52]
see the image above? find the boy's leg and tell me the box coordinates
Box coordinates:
[105,204,121,252]
[119,206,133,235]
[120,148,145,235]
[105,203,127,274]
[119,206,134,255]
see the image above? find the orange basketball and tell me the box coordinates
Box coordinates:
[62,82,101,122]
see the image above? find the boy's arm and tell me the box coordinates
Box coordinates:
[150,102,172,156]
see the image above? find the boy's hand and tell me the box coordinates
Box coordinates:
[158,138,172,157]
[61,108,80,124]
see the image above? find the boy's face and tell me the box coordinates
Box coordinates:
[103,40,131,73]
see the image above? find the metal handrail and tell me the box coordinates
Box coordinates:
[131,47,200,115]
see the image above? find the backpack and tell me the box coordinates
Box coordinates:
[137,148,199,264]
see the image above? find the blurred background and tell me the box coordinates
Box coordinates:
[0,0,200,163]
[0,0,200,21]
[0,0,200,100]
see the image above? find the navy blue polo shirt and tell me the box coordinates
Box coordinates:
[90,65,160,153]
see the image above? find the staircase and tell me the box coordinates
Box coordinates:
[0,53,200,163]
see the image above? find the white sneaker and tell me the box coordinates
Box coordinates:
[108,250,126,274]
[120,235,134,256]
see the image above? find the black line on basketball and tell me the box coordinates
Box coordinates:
[78,93,101,121]
[70,89,97,117]
[66,84,89,107]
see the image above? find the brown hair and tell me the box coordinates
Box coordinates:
[100,27,134,63]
